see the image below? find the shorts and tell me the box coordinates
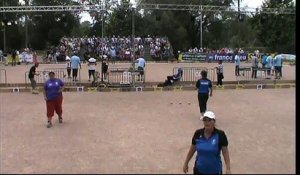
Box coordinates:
[46,96,63,118]
[72,69,78,77]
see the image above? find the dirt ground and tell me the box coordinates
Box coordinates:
[0,88,295,174]
[0,62,296,84]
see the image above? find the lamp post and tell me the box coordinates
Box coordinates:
[100,0,105,83]
[238,0,240,48]
[131,5,136,70]
[2,0,6,52]
[199,6,203,50]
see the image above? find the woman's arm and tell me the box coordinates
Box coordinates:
[183,145,196,173]
[221,146,231,174]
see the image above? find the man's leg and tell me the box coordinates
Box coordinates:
[72,69,75,81]
[167,76,174,85]
[202,93,209,113]
[46,100,55,128]
[55,96,63,123]
[91,70,96,82]
[88,70,92,81]
[198,94,204,116]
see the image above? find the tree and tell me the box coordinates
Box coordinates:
[250,0,295,53]
[29,0,80,49]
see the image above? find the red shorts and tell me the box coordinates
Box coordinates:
[46,96,63,118]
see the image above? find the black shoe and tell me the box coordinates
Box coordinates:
[59,117,63,123]
[47,122,52,128]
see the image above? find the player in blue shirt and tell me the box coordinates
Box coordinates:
[196,70,213,116]
[183,111,231,174]
[70,52,81,82]
[43,71,65,128]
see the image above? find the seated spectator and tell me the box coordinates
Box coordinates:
[159,67,183,87]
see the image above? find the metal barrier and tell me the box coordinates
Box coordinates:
[44,68,81,85]
[172,67,215,82]
[237,66,252,83]
[108,68,145,86]
[0,69,7,85]
[25,70,68,88]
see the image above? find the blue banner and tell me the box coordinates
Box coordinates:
[208,53,248,62]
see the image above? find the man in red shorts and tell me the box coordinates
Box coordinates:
[43,71,65,128]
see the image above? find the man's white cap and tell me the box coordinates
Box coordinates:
[200,111,216,120]
[65,56,70,61]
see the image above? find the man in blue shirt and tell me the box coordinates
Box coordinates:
[274,52,282,79]
[136,56,146,79]
[70,52,81,82]
[196,70,213,116]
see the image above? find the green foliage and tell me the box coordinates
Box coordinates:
[0,0,295,55]
[250,0,295,53]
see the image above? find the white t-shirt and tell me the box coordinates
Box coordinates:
[88,58,97,70]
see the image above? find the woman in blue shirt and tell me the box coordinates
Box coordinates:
[183,111,231,174]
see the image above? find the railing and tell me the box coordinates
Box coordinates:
[25,70,70,88]
[108,68,145,87]
[172,67,215,83]
[0,69,7,85]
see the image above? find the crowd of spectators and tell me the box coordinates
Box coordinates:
[49,35,172,63]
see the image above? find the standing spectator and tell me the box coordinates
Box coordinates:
[262,53,267,68]
[102,55,109,80]
[234,51,240,76]
[216,60,224,87]
[196,70,213,116]
[65,56,71,78]
[183,111,231,174]
[28,62,40,94]
[136,55,146,79]
[110,46,117,64]
[274,52,282,79]
[265,53,273,78]
[11,50,17,66]
[88,57,97,82]
[251,53,258,79]
[32,51,38,64]
[70,52,81,82]
[43,71,65,128]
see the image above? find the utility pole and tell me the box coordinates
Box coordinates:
[25,0,29,48]
[131,5,135,70]
[101,0,105,83]
[200,5,203,50]
[2,0,6,52]
[238,0,240,49]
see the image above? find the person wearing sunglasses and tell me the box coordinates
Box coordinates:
[183,111,231,174]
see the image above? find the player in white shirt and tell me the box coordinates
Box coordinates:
[88,57,97,82]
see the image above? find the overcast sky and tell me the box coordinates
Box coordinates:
[80,0,265,23]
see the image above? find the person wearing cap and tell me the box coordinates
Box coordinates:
[28,62,40,94]
[196,70,213,116]
[102,55,109,80]
[88,57,97,82]
[43,71,65,128]
[65,56,71,78]
[183,111,231,174]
